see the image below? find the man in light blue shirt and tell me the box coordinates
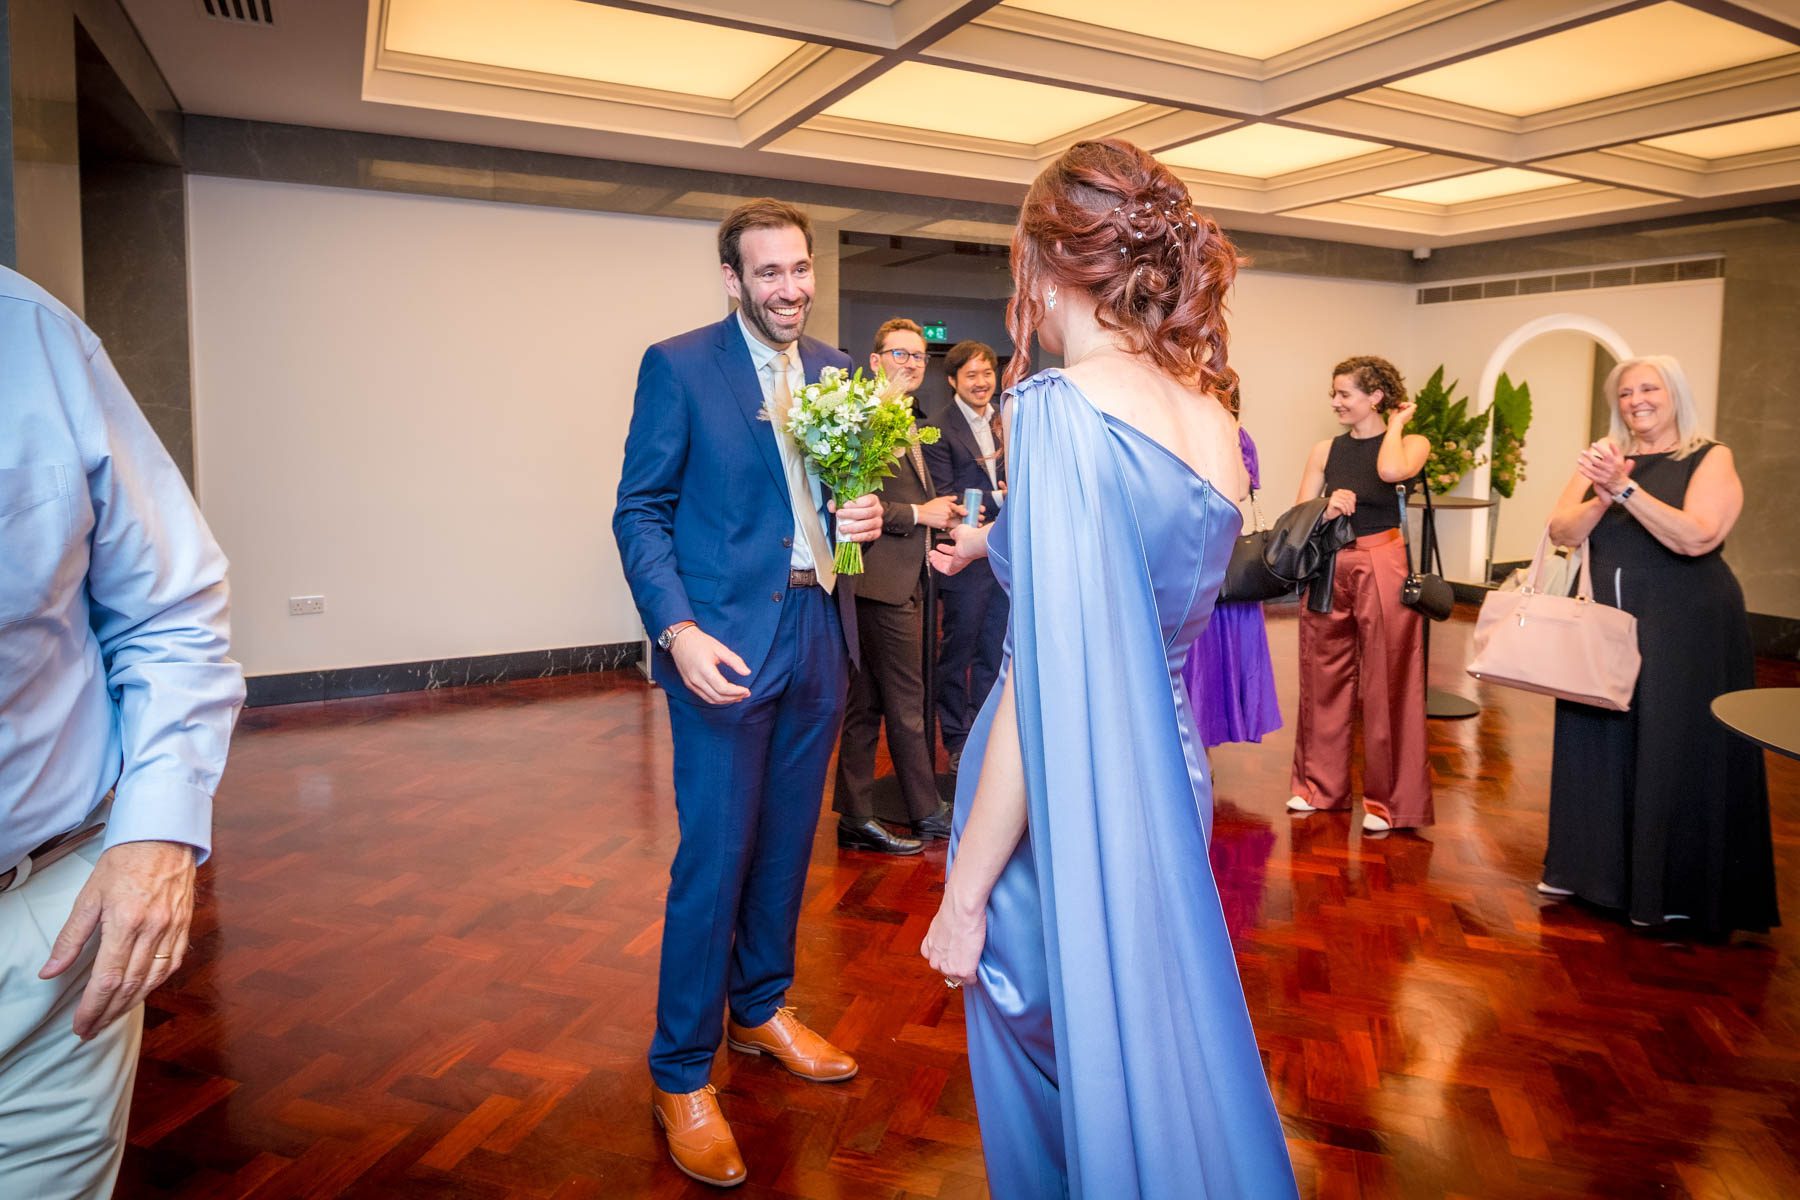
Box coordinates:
[0,264,244,1194]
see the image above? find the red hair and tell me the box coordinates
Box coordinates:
[1005,139,1241,395]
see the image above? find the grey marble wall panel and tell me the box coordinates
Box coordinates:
[71,0,178,160]
[80,156,192,482]
[1421,203,1800,620]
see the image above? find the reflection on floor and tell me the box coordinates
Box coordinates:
[120,607,1799,1198]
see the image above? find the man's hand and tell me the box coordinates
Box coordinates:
[670,626,752,705]
[914,495,967,531]
[831,494,884,543]
[40,840,196,1040]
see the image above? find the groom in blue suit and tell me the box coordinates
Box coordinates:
[613,199,884,1187]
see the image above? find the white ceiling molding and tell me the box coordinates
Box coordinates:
[115,0,1800,248]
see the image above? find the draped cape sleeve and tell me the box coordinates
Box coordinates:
[1002,372,1297,1198]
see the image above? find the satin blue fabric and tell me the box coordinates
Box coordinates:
[950,371,1297,1199]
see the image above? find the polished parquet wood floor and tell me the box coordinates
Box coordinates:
[119,608,1799,1199]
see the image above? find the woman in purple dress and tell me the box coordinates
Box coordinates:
[1182,421,1282,747]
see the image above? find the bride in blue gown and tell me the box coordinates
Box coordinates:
[921,140,1297,1199]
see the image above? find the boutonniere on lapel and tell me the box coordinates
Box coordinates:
[760,366,940,575]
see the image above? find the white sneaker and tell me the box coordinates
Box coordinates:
[1361,812,1392,833]
[1536,881,1574,897]
[1286,796,1317,814]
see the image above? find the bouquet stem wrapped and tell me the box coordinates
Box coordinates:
[775,367,939,575]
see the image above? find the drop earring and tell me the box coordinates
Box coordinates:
[1045,286,1058,312]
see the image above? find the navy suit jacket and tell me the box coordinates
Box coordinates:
[921,399,1005,592]
[613,314,857,701]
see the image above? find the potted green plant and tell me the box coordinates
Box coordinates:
[1405,366,1490,495]
[1488,372,1532,499]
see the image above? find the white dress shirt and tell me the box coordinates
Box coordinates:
[956,396,1001,489]
[0,266,244,871]
[737,312,825,571]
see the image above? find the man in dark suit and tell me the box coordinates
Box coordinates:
[923,340,1007,775]
[832,319,965,855]
[613,199,885,1188]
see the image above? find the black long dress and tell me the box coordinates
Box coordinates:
[1545,444,1777,936]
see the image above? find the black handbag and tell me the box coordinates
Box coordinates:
[1398,484,1455,622]
[1221,489,1291,603]
[1221,496,1353,605]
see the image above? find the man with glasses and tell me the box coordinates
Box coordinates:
[832,319,964,853]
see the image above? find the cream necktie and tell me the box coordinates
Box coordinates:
[770,352,836,593]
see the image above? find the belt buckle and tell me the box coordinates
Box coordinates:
[0,822,107,893]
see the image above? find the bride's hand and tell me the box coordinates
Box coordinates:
[928,522,988,577]
[922,898,986,987]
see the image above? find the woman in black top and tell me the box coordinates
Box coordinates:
[1288,356,1434,833]
[1544,355,1775,936]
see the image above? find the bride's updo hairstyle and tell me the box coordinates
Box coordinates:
[1005,138,1241,393]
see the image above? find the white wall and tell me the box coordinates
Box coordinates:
[1410,279,1724,579]
[1228,270,1415,507]
[188,176,724,676]
[1490,331,1597,563]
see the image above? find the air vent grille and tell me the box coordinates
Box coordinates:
[197,0,275,27]
[1417,256,1722,304]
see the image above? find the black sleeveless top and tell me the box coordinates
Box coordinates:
[1590,443,1725,574]
[1324,432,1413,537]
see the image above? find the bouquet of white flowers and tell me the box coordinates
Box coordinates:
[773,366,940,576]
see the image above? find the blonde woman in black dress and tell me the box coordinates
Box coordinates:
[1544,354,1776,937]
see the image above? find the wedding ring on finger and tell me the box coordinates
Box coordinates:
[945,979,960,990]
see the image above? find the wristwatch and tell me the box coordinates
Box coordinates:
[1613,482,1638,505]
[657,621,695,652]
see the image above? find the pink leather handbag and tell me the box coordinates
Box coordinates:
[1467,531,1641,711]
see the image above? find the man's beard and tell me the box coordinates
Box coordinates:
[743,292,809,346]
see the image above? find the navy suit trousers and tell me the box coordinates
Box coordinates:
[649,585,848,1093]
[936,566,1009,756]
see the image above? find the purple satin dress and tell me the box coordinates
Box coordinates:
[1181,427,1281,747]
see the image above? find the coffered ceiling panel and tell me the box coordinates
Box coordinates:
[1639,109,1800,159]
[1381,3,1795,117]
[1162,124,1391,179]
[996,0,1425,60]
[117,0,1800,248]
[384,0,806,100]
[1379,167,1574,205]
[818,61,1142,144]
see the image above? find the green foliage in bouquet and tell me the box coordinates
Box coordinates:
[778,366,940,575]
[1405,365,1490,495]
[1488,371,1533,499]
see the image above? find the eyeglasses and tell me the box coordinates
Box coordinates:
[882,349,929,366]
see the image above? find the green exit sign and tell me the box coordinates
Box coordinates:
[921,322,948,342]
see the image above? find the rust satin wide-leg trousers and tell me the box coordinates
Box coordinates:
[1290,530,1433,828]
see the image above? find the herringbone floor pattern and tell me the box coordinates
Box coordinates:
[118,609,1799,1198]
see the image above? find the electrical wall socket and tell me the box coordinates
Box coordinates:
[288,595,326,616]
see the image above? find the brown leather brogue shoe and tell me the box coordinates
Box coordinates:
[726,1006,858,1082]
[651,1084,746,1188]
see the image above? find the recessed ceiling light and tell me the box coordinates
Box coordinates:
[1378,168,1573,206]
[383,0,803,101]
[1384,3,1791,117]
[820,62,1140,145]
[999,0,1422,60]
[1162,124,1389,178]
[1640,110,1800,160]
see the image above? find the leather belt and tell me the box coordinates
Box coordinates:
[787,568,818,589]
[0,821,107,892]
